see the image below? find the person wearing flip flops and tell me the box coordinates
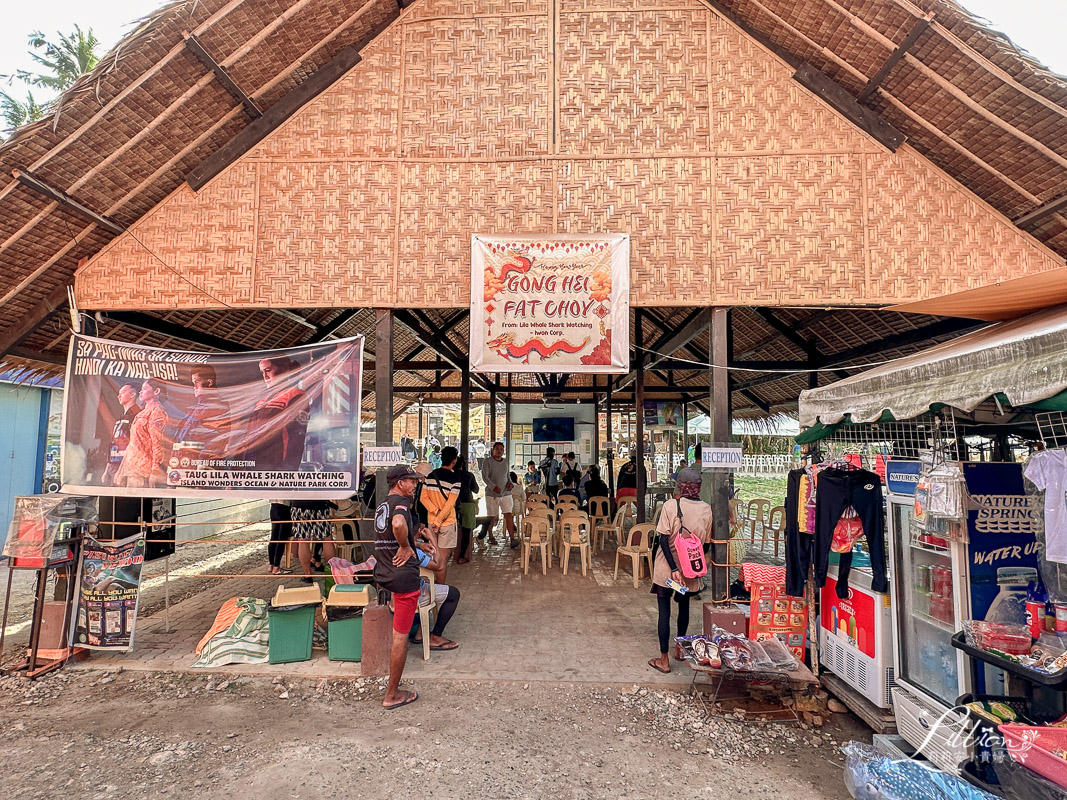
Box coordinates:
[481,441,519,548]
[374,464,426,710]
[648,467,712,675]
[409,543,461,653]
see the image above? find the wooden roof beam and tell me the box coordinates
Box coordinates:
[0,283,70,358]
[818,0,1067,173]
[103,311,252,352]
[1015,194,1067,228]
[12,170,124,235]
[794,63,905,150]
[7,346,66,366]
[394,309,495,394]
[306,309,362,343]
[187,5,400,191]
[614,307,706,391]
[705,0,1066,228]
[856,13,933,104]
[183,32,263,119]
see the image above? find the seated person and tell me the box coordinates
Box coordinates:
[524,460,542,489]
[557,472,581,503]
[409,540,460,652]
[581,465,610,510]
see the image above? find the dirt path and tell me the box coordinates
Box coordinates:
[1,669,868,800]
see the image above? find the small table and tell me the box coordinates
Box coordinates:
[646,484,676,518]
[685,657,820,719]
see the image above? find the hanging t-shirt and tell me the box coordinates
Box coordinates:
[1024,450,1067,563]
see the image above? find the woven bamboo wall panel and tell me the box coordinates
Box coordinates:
[559,0,702,10]
[864,149,1063,303]
[557,11,709,156]
[255,161,397,306]
[402,0,547,22]
[247,31,400,160]
[75,164,259,308]
[714,155,865,304]
[709,14,880,155]
[558,158,713,303]
[401,17,551,159]
[396,161,554,307]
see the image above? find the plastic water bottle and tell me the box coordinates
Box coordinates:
[986,567,1038,626]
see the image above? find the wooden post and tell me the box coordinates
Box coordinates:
[375,310,394,507]
[504,395,512,465]
[682,401,689,462]
[606,380,615,503]
[635,310,646,523]
[489,391,497,442]
[417,398,425,458]
[460,365,471,465]
[592,379,600,471]
[708,307,731,601]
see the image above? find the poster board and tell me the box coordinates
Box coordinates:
[62,334,363,498]
[470,234,629,373]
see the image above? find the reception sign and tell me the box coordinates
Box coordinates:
[470,234,629,373]
[62,333,363,498]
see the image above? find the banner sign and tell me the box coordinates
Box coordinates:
[62,333,363,499]
[643,401,683,427]
[75,533,146,650]
[701,447,743,471]
[886,459,922,496]
[470,234,629,373]
[363,446,403,468]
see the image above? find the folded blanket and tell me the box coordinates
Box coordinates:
[192,597,270,668]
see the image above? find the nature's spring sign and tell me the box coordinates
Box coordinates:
[470,234,630,373]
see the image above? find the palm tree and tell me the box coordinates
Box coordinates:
[0,89,46,131]
[1,25,100,135]
[17,26,100,92]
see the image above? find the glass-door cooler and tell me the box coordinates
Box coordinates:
[884,460,972,774]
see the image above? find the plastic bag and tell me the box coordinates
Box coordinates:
[843,742,999,800]
[758,636,799,670]
[748,639,775,671]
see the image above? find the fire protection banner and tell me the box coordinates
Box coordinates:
[470,234,630,373]
[62,333,363,499]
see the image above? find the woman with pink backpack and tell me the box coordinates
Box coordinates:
[648,466,712,674]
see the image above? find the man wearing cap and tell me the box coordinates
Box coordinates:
[374,464,424,709]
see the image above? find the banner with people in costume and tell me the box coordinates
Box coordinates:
[61,334,363,498]
[470,234,629,373]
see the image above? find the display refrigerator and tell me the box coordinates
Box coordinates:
[885,459,1041,774]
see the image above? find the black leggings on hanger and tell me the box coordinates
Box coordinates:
[268,503,292,568]
[815,468,887,598]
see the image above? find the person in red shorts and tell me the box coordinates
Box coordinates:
[374,464,425,709]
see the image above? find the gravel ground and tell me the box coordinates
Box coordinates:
[0,668,868,800]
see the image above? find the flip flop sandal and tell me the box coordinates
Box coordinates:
[384,689,419,710]
[648,658,671,674]
[430,640,459,651]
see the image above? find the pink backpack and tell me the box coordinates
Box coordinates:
[674,500,707,579]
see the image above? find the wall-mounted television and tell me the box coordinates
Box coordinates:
[533,417,575,442]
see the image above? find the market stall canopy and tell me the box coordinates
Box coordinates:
[798,305,1067,428]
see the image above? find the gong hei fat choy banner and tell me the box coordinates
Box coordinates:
[62,334,363,498]
[470,234,630,374]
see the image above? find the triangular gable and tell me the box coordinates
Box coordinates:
[75,0,1063,310]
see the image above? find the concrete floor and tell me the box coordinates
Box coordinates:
[71,530,697,687]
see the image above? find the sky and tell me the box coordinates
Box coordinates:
[1,0,1065,102]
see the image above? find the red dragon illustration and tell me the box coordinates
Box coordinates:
[499,253,533,282]
[486,332,589,364]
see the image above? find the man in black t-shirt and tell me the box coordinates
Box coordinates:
[374,464,424,710]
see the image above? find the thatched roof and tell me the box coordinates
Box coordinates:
[0,0,1064,415]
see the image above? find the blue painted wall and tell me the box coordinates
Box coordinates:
[0,384,48,552]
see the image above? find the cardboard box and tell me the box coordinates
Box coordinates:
[703,603,748,637]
